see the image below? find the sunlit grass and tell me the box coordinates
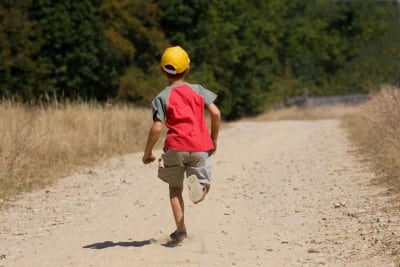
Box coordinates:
[0,101,152,201]
[343,86,400,189]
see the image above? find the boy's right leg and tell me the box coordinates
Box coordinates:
[169,185,187,235]
[158,151,188,244]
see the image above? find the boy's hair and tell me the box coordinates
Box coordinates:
[161,46,190,75]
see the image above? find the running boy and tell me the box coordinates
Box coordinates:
[142,46,221,244]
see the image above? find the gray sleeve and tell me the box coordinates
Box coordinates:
[151,86,171,122]
[151,96,166,122]
[193,84,217,105]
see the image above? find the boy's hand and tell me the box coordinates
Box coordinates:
[208,139,217,155]
[142,153,156,164]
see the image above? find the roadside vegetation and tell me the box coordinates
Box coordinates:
[0,102,151,202]
[343,87,400,189]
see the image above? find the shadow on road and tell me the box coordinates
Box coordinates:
[83,239,156,249]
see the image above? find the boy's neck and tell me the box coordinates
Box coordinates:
[169,78,185,86]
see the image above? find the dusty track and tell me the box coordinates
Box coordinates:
[1,120,399,266]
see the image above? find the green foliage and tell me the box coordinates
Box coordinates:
[0,0,47,100]
[117,66,165,106]
[279,0,400,97]
[100,0,167,101]
[30,0,118,100]
[0,0,398,119]
[334,0,400,94]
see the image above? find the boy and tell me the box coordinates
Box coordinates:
[142,46,221,244]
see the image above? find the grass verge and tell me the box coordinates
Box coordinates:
[342,86,400,190]
[0,102,152,203]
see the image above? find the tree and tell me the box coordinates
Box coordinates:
[1,0,398,119]
[100,0,167,103]
[334,0,400,93]
[0,0,48,100]
[30,0,118,100]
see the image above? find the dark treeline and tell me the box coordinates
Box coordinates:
[0,0,399,119]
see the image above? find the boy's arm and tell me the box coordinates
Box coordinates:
[206,103,221,154]
[142,120,163,164]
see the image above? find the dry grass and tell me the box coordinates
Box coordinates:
[252,104,359,121]
[343,86,400,188]
[343,87,400,261]
[0,101,152,201]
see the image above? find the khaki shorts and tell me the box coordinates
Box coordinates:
[158,150,212,188]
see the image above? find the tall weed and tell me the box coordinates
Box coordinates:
[0,102,152,199]
[344,86,400,187]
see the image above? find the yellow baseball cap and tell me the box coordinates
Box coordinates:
[161,46,190,75]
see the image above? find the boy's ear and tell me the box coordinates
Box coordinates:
[181,68,189,77]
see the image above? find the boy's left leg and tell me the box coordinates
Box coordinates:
[186,152,212,204]
[169,185,187,242]
[187,175,210,204]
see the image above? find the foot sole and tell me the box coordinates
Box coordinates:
[187,175,204,204]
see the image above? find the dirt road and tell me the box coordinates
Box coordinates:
[1,120,399,267]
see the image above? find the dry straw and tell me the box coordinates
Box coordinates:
[344,86,400,186]
[0,102,152,200]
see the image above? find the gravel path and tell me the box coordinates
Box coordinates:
[1,120,399,267]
